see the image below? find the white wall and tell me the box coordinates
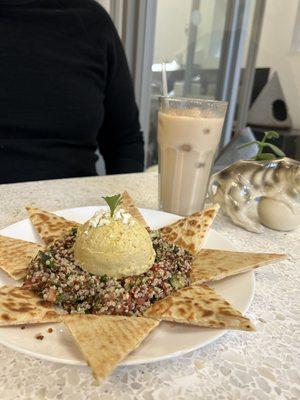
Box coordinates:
[153,0,224,68]
[256,0,300,128]
[154,0,192,64]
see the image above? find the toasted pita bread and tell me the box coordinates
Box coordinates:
[160,204,220,253]
[190,249,287,284]
[0,285,63,326]
[0,235,43,280]
[120,191,148,227]
[144,284,254,331]
[64,314,158,381]
[26,206,79,246]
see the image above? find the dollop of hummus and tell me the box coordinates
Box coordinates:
[74,209,155,278]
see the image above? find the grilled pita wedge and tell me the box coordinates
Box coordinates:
[0,285,62,326]
[160,204,220,253]
[121,191,148,227]
[190,249,287,284]
[64,314,159,382]
[144,284,255,331]
[0,235,43,280]
[26,206,79,246]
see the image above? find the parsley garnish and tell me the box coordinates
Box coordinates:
[102,194,122,217]
[100,274,109,283]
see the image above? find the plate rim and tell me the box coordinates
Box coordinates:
[0,206,255,366]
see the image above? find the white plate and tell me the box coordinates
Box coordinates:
[0,207,255,366]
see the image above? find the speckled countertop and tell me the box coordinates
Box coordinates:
[0,173,299,400]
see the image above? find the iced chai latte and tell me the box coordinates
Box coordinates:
[158,97,227,215]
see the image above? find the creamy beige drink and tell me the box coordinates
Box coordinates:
[158,98,227,215]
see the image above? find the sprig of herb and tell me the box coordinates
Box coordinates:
[100,274,109,283]
[238,131,285,161]
[102,194,122,217]
[38,251,57,270]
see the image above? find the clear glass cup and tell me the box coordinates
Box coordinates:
[158,97,228,216]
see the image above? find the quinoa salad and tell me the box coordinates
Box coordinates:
[23,228,193,316]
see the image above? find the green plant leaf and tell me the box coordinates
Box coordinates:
[102,194,122,217]
[264,131,280,140]
[263,143,285,157]
[253,153,277,161]
[237,140,260,150]
[237,130,285,161]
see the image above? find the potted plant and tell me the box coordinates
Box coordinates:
[209,132,300,232]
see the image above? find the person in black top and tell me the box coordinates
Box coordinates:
[0,0,144,184]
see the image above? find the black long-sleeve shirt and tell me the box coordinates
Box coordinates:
[0,0,144,184]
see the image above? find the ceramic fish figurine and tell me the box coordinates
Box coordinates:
[209,157,300,232]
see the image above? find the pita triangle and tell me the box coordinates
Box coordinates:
[0,285,63,326]
[0,235,44,280]
[144,284,255,331]
[160,204,219,253]
[64,314,159,382]
[190,249,287,284]
[26,206,79,246]
[120,191,148,227]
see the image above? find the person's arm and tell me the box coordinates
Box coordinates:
[97,21,144,174]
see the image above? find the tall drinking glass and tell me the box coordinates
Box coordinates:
[158,97,228,215]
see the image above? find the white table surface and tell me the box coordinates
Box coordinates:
[0,173,299,400]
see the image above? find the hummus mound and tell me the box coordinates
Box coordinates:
[74,212,155,278]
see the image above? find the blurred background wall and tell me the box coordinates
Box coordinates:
[256,0,300,129]
[97,0,300,167]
